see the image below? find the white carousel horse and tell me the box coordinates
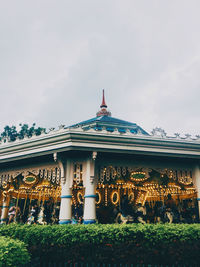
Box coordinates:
[37,206,46,225]
[115,213,134,224]
[137,215,146,224]
[165,210,173,223]
[27,208,35,225]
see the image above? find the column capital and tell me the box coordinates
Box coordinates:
[58,160,66,184]
[92,152,97,160]
[57,158,72,185]
[53,152,67,166]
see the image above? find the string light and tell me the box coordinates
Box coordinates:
[95,191,101,204]
[0,165,197,212]
[111,191,119,205]
[128,192,134,202]
[77,191,84,204]
[178,176,193,185]
[71,194,77,208]
[105,188,108,206]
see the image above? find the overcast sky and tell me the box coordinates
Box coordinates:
[1,0,200,137]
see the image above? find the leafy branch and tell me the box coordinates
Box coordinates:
[0,123,46,142]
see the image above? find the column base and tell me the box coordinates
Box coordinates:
[83,219,96,224]
[59,220,71,224]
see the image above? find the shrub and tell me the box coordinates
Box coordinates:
[0,235,30,267]
[0,224,200,265]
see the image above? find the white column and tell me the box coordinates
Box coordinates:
[59,160,73,224]
[83,156,96,224]
[193,166,200,219]
[1,195,10,224]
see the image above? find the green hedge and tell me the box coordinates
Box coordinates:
[0,224,200,265]
[0,236,30,267]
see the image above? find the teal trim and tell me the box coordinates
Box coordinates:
[59,220,71,224]
[2,206,9,208]
[83,220,96,224]
[61,195,72,199]
[197,198,200,201]
[84,195,96,198]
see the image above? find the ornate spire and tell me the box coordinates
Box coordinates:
[100,89,107,108]
[96,90,111,117]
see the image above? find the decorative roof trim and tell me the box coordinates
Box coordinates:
[1,125,200,148]
[1,127,200,163]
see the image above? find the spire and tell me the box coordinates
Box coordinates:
[100,89,107,108]
[96,89,111,117]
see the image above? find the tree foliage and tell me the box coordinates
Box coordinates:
[0,123,46,142]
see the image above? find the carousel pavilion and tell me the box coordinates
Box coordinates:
[0,91,200,224]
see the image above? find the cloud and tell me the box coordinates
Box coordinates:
[0,0,200,137]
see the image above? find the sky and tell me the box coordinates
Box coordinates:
[1,0,200,137]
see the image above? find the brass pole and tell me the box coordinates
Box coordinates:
[38,190,41,206]
[42,188,45,206]
[29,191,33,209]
[14,191,20,220]
[23,195,27,215]
[55,187,58,204]
[118,186,121,207]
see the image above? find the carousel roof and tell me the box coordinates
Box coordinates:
[69,90,149,136]
[1,90,200,163]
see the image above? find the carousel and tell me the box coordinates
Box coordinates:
[0,90,200,224]
[0,168,61,224]
[0,164,198,224]
[76,166,198,224]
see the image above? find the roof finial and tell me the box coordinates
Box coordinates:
[96,89,111,117]
[100,89,107,108]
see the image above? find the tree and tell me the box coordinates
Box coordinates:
[0,123,46,142]
[1,125,18,142]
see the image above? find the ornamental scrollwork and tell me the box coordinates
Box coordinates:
[0,166,61,187]
[98,165,193,186]
[151,127,166,138]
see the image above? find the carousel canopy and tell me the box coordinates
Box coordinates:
[1,90,200,163]
[69,90,149,136]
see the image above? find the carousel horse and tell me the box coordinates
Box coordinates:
[115,212,134,224]
[137,215,146,224]
[8,206,16,224]
[51,205,59,224]
[135,203,146,224]
[164,209,174,223]
[27,207,35,225]
[37,206,46,225]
